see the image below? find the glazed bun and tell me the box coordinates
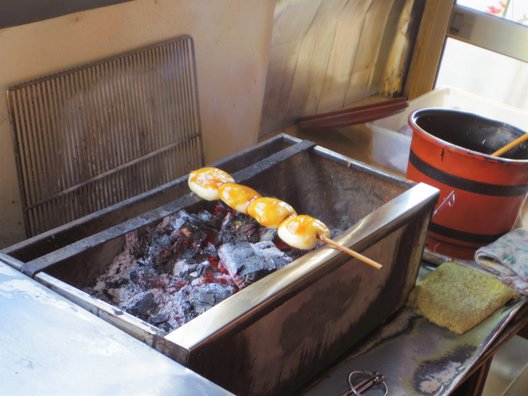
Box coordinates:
[246,197,296,228]
[278,215,330,250]
[188,167,234,201]
[218,183,261,214]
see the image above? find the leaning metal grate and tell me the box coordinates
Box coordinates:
[7,35,204,237]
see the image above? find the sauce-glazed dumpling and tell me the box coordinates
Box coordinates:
[278,215,330,250]
[246,197,296,228]
[218,183,261,214]
[188,167,234,201]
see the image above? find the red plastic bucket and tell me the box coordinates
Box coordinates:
[407,108,528,259]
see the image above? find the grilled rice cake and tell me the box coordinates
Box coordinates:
[408,262,519,335]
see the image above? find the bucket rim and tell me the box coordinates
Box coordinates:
[408,107,528,164]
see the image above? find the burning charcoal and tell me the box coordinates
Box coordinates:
[193,262,208,278]
[188,228,208,249]
[218,241,293,288]
[158,210,206,234]
[149,210,214,265]
[172,260,187,277]
[258,227,277,242]
[165,210,219,235]
[129,266,160,288]
[129,269,138,283]
[162,286,194,325]
[203,242,217,259]
[174,262,205,280]
[86,202,303,334]
[188,210,218,229]
[146,234,173,265]
[191,283,235,313]
[218,212,260,244]
[115,282,142,302]
[253,241,294,268]
[125,291,155,317]
[195,209,215,224]
[173,283,235,322]
[160,210,193,233]
[150,312,170,326]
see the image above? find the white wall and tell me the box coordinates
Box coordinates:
[0,0,275,246]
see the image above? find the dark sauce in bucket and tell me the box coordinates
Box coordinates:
[414,110,528,160]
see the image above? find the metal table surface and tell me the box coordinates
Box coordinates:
[302,266,527,396]
[0,260,232,396]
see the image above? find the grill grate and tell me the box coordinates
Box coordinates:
[7,35,203,237]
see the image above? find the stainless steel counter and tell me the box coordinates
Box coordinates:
[0,260,231,396]
[302,266,527,396]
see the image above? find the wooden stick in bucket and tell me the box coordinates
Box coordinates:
[319,234,383,270]
[491,133,528,157]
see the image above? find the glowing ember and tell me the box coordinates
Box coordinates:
[86,203,301,333]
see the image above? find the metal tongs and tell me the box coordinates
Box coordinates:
[341,370,388,396]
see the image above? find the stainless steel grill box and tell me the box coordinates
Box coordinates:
[2,134,438,395]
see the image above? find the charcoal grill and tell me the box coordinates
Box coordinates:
[2,134,438,395]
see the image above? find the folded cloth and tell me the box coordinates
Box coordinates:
[474,228,528,295]
[408,262,519,335]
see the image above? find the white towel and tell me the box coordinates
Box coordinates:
[474,228,528,295]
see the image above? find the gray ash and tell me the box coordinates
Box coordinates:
[218,241,293,288]
[86,202,302,333]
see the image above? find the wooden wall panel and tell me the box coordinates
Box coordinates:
[261,0,424,135]
[344,1,394,104]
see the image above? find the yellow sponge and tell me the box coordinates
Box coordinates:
[408,262,519,335]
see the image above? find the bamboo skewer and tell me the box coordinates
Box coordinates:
[319,234,383,270]
[491,133,528,157]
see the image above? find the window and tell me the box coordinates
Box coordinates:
[405,0,528,112]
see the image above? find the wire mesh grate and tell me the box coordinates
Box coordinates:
[7,35,203,237]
